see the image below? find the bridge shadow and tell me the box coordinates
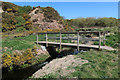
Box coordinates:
[45,46,89,59]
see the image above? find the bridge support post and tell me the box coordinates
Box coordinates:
[99,31,101,50]
[77,32,79,51]
[37,34,38,44]
[60,32,62,52]
[103,32,106,46]
[67,34,69,43]
[46,32,48,47]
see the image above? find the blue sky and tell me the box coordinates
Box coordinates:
[12,2,118,19]
[2,0,120,2]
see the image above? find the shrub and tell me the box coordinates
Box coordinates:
[2,53,13,68]
[18,6,32,15]
[15,16,25,27]
[2,47,38,69]
[16,27,26,32]
[6,8,12,12]
[12,53,24,66]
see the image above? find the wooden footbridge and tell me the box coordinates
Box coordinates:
[35,31,116,51]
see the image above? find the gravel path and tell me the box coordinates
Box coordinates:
[32,55,88,78]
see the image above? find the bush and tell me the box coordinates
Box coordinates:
[2,53,13,68]
[16,27,26,32]
[15,16,25,27]
[68,17,118,28]
[2,2,33,32]
[18,6,32,15]
[41,6,61,22]
[2,47,38,70]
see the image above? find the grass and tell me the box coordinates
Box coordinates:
[41,73,67,79]
[105,32,119,48]
[2,34,44,51]
[2,39,33,51]
[93,32,119,49]
[66,50,119,78]
[36,49,119,78]
[2,33,72,51]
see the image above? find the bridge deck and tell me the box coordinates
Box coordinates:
[36,41,115,51]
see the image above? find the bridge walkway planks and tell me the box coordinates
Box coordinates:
[35,41,116,51]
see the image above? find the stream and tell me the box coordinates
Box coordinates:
[2,57,52,80]
[2,48,86,80]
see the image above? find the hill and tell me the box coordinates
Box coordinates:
[29,6,64,31]
[2,2,73,36]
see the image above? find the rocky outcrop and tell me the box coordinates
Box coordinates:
[29,7,64,31]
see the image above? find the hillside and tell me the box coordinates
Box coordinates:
[2,2,118,35]
[2,2,73,36]
[29,6,64,31]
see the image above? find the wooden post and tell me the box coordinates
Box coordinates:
[60,32,62,52]
[99,31,101,50]
[37,33,38,44]
[54,34,56,42]
[68,34,69,43]
[103,32,106,46]
[77,32,79,51]
[46,32,48,47]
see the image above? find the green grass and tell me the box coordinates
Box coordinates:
[2,34,44,51]
[93,41,104,46]
[67,50,119,78]
[2,39,33,51]
[105,33,119,48]
[93,32,119,49]
[41,73,67,79]
[42,73,58,78]
[2,33,75,53]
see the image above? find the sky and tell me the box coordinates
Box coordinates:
[1,0,120,2]
[12,2,118,19]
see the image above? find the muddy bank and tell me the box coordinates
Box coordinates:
[32,55,88,78]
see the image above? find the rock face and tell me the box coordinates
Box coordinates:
[29,7,64,31]
[32,55,88,78]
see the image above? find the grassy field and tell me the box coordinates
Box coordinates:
[69,50,118,78]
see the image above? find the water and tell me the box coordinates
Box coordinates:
[2,58,52,80]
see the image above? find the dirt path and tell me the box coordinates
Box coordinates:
[32,55,88,78]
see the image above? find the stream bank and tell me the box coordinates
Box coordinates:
[32,54,88,78]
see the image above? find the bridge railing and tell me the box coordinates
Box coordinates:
[36,31,108,51]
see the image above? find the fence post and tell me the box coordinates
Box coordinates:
[103,32,106,46]
[77,32,79,51]
[60,32,62,52]
[54,34,56,42]
[99,31,101,50]
[68,34,69,43]
[37,33,38,44]
[46,32,48,47]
